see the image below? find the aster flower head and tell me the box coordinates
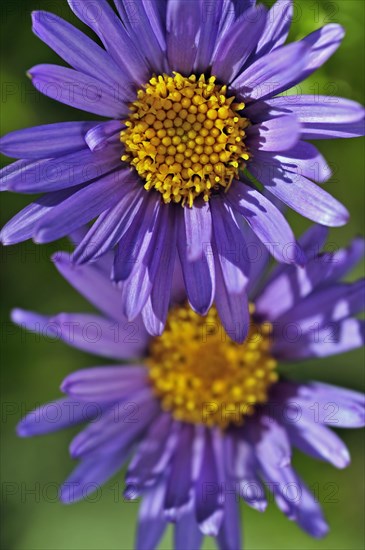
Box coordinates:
[15,226,365,549]
[1,0,364,338]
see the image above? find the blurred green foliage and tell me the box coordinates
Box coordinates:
[1,1,364,549]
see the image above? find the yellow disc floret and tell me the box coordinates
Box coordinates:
[146,304,278,430]
[121,73,250,207]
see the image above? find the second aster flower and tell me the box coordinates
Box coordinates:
[14,226,365,549]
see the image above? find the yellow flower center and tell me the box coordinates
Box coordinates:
[121,73,250,207]
[147,304,278,430]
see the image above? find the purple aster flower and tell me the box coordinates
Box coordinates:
[1,0,364,337]
[14,225,365,549]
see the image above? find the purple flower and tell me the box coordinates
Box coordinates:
[1,0,364,336]
[15,225,365,548]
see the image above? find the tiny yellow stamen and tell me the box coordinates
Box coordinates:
[146,304,278,430]
[121,73,251,206]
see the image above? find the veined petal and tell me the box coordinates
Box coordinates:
[166,0,200,74]
[11,309,148,360]
[126,415,179,492]
[177,205,215,315]
[17,398,98,437]
[164,423,194,521]
[274,318,365,360]
[287,418,350,469]
[175,505,204,550]
[113,0,166,73]
[211,196,249,293]
[28,64,129,118]
[195,430,224,536]
[233,41,309,102]
[227,181,304,265]
[246,115,301,152]
[250,161,349,227]
[0,121,97,159]
[32,11,129,89]
[194,0,224,72]
[53,251,149,332]
[212,5,267,83]
[61,367,148,403]
[254,0,293,58]
[67,0,149,85]
[34,171,127,244]
[85,120,123,152]
[60,453,127,503]
[0,187,79,245]
[143,208,178,336]
[287,24,345,88]
[1,145,121,193]
[136,482,168,550]
[253,141,332,184]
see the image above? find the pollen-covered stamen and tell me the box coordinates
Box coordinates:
[121,73,250,207]
[146,304,278,430]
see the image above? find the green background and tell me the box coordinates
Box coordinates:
[1,1,364,549]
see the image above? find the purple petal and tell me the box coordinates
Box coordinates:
[0,187,76,245]
[212,5,267,83]
[255,141,332,184]
[118,203,168,321]
[275,280,365,332]
[113,0,166,73]
[217,491,242,550]
[211,197,249,293]
[16,398,98,437]
[287,417,350,469]
[85,120,122,152]
[34,171,127,244]
[194,0,224,72]
[227,180,304,265]
[61,366,148,403]
[287,24,345,88]
[31,11,129,90]
[72,180,143,265]
[68,0,149,86]
[142,209,178,336]
[254,0,293,58]
[60,453,127,503]
[214,253,250,344]
[250,414,292,468]
[250,160,349,227]
[195,430,224,536]
[113,193,161,282]
[274,318,365,360]
[224,429,267,511]
[0,121,96,159]
[69,391,158,458]
[126,415,180,492]
[246,115,300,152]
[53,252,134,324]
[11,309,148,360]
[28,64,128,118]
[175,505,203,550]
[166,0,200,74]
[184,201,213,262]
[177,205,215,315]
[164,423,194,521]
[233,41,309,102]
[256,236,364,321]
[271,380,365,429]
[136,482,168,550]
[1,145,121,193]
[246,95,365,139]
[260,464,329,537]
